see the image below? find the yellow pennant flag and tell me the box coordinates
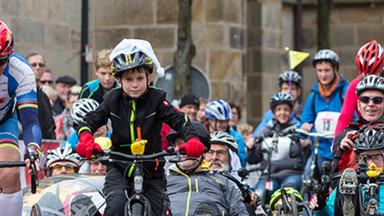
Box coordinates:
[286,47,310,70]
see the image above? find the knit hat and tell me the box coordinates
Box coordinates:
[180,93,200,108]
[109,39,165,78]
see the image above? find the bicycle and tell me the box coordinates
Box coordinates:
[94,132,185,216]
[296,128,334,200]
[355,155,384,216]
[0,150,39,194]
[269,182,313,216]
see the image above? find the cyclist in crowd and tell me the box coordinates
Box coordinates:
[53,75,77,116]
[205,99,247,167]
[166,121,248,215]
[248,92,305,206]
[332,75,384,174]
[0,20,42,216]
[54,85,81,140]
[197,98,208,123]
[205,131,258,215]
[334,40,384,138]
[26,52,56,139]
[45,147,81,176]
[79,49,118,104]
[229,102,241,132]
[309,126,384,215]
[75,39,205,216]
[253,70,304,136]
[300,49,349,175]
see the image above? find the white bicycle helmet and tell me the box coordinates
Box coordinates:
[205,99,232,121]
[46,147,81,170]
[355,75,384,96]
[270,92,294,110]
[278,70,302,88]
[210,131,238,153]
[313,49,340,71]
[71,98,99,123]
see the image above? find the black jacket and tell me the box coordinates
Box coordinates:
[78,86,198,178]
[37,87,56,139]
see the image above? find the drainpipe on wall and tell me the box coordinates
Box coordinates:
[81,0,89,85]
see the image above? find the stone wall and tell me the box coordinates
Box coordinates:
[1,0,384,129]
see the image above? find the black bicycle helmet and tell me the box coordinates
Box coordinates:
[278,70,302,88]
[209,131,238,153]
[355,75,384,96]
[354,127,384,154]
[110,51,153,77]
[312,49,340,71]
[166,121,211,150]
[270,92,294,110]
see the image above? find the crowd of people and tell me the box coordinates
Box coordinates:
[2,17,384,215]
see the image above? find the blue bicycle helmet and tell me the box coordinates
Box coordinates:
[205,99,232,121]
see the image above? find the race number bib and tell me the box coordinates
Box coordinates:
[314,111,340,134]
[262,137,291,161]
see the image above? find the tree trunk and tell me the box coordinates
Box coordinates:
[317,0,333,49]
[173,0,196,98]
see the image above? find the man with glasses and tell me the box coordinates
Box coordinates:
[46,147,81,176]
[0,20,43,216]
[166,121,248,215]
[310,127,384,215]
[40,69,54,87]
[26,53,56,139]
[332,75,384,174]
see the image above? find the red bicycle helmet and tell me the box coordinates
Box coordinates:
[0,20,14,60]
[355,40,384,77]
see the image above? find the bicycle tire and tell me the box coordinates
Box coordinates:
[131,203,144,216]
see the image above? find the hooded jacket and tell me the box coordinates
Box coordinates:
[166,166,248,216]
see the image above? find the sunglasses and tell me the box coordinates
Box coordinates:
[40,80,53,84]
[359,96,384,104]
[30,63,45,67]
[0,58,8,66]
[52,164,75,172]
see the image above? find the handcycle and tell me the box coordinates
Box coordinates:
[296,128,334,200]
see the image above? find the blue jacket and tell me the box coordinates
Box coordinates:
[230,129,247,167]
[299,76,349,160]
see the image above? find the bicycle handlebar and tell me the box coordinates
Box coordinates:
[295,128,335,139]
[0,160,38,194]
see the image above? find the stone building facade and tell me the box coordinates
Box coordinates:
[1,0,383,127]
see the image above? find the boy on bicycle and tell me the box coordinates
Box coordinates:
[76,39,205,216]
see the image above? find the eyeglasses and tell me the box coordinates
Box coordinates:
[52,164,75,172]
[0,58,8,66]
[30,63,45,67]
[359,154,384,163]
[40,80,53,84]
[206,150,228,158]
[359,96,384,104]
